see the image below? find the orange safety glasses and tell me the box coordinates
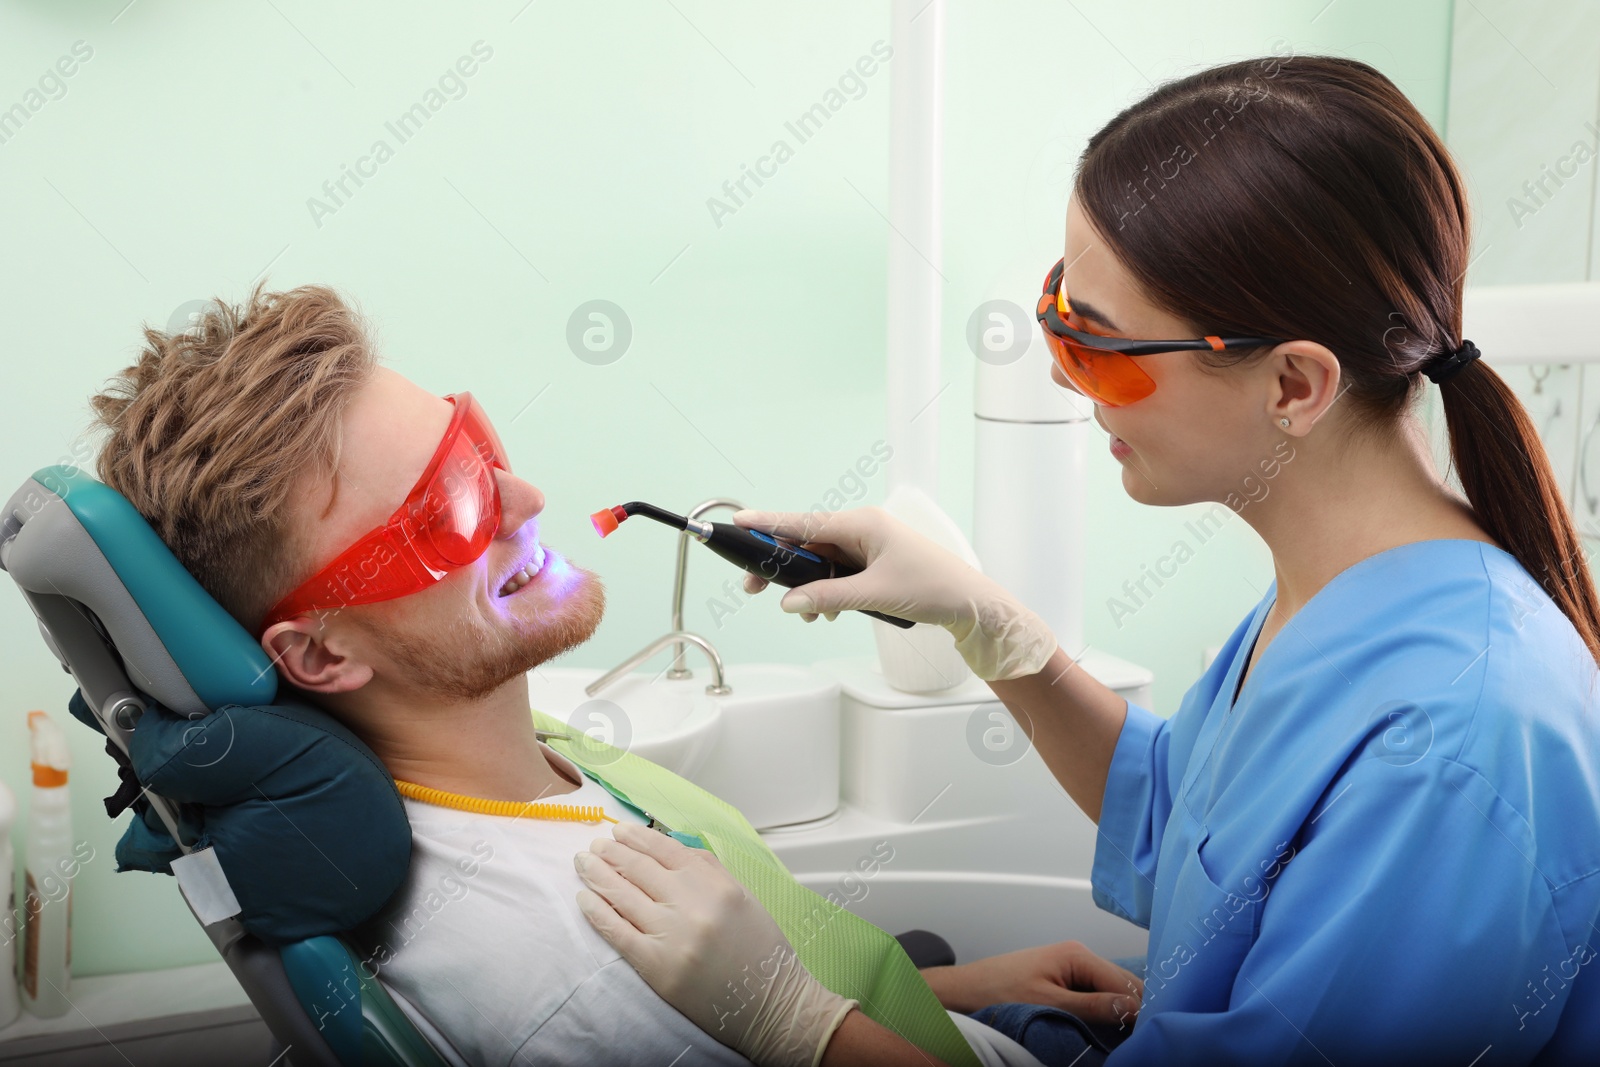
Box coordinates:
[1035,257,1285,406]
[259,392,509,635]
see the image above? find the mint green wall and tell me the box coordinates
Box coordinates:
[1435,1,1600,564]
[0,1,1450,976]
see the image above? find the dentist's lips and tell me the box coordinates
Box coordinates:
[497,543,548,596]
[1095,411,1132,458]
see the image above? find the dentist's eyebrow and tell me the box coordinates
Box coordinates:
[1067,295,1121,333]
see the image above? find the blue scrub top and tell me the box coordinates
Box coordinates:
[1092,539,1600,1065]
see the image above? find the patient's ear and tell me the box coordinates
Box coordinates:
[262,617,375,694]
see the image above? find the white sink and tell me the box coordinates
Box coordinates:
[527,666,724,778]
[527,662,842,829]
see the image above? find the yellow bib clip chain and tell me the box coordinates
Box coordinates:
[393,777,618,824]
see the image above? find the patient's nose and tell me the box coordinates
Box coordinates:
[496,470,545,537]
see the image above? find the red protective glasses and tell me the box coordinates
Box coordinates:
[259,392,509,635]
[1036,257,1285,406]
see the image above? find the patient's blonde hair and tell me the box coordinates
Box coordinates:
[89,281,378,633]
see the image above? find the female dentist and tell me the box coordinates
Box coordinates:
[574,53,1600,1066]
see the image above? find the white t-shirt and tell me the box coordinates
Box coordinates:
[353,744,1040,1067]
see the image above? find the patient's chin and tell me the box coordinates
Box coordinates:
[510,564,606,670]
[384,566,606,703]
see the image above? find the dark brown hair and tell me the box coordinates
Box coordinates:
[1073,51,1600,666]
[90,281,378,632]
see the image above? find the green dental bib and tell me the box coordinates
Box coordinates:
[533,708,981,1067]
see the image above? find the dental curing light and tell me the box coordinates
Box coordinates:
[591,501,917,629]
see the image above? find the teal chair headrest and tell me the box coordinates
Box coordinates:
[1,466,412,945]
[2,464,276,713]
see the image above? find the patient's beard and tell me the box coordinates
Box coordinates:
[364,564,606,703]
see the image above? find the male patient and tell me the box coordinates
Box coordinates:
[87,283,1140,1066]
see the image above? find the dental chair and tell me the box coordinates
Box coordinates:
[1,465,962,1066]
[0,465,460,1067]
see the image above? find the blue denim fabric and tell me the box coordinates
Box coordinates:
[970,1002,1113,1065]
[969,954,1146,1065]
[1109,955,1146,978]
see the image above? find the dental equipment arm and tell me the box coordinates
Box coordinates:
[575,823,948,1067]
[734,507,1129,823]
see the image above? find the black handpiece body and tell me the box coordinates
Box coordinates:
[700,522,917,629]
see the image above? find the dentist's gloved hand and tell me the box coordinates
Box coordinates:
[575,822,857,1067]
[733,506,1059,683]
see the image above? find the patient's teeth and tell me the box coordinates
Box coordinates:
[497,545,548,596]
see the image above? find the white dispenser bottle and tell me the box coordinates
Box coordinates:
[0,773,18,1028]
[21,710,71,1018]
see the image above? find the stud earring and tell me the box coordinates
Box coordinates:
[1279,418,1290,428]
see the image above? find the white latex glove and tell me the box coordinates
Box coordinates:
[733,506,1058,683]
[574,822,857,1067]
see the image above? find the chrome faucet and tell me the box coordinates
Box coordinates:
[667,498,746,678]
[584,629,731,698]
[585,496,745,698]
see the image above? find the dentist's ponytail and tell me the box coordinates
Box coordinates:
[1073,51,1600,665]
[1435,357,1600,660]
